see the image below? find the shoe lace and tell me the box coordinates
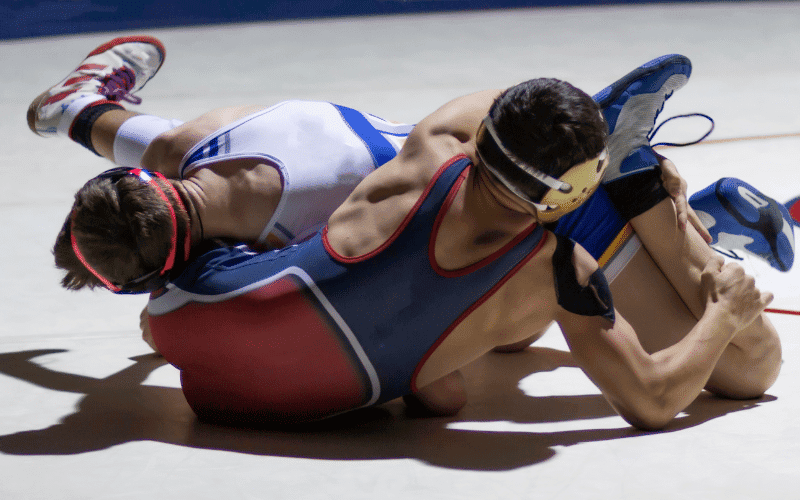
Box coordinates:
[712,247,744,261]
[648,113,715,148]
[99,67,142,105]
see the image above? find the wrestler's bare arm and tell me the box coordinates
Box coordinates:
[628,163,782,398]
[410,89,502,145]
[559,249,772,430]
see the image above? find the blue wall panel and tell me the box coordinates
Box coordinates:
[1,0,743,40]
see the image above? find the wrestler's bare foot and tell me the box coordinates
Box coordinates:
[403,370,466,416]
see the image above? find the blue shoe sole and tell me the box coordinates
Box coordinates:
[594,54,692,135]
[594,54,692,183]
[690,178,795,272]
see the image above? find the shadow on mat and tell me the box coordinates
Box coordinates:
[0,347,774,471]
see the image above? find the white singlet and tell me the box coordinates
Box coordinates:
[179,100,413,246]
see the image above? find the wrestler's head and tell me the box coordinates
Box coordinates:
[53,167,191,293]
[476,78,608,222]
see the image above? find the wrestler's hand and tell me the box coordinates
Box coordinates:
[701,256,773,329]
[657,153,713,243]
[140,306,162,356]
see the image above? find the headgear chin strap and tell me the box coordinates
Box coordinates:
[70,167,192,294]
[478,116,608,224]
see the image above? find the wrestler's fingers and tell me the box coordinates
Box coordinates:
[760,290,775,308]
[707,253,725,270]
[657,154,691,231]
[701,255,726,300]
[140,306,161,355]
[671,189,690,231]
[686,203,714,243]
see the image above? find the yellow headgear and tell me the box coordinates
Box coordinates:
[478,116,608,224]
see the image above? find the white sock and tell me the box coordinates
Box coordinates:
[112,115,185,167]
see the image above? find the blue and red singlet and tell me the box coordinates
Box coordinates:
[148,155,547,424]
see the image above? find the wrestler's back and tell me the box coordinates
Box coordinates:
[325,91,563,389]
[144,101,412,245]
[326,89,500,260]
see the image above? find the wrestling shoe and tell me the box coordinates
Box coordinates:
[593,54,692,184]
[27,35,165,138]
[689,178,795,272]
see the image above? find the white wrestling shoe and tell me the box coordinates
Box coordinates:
[27,35,165,138]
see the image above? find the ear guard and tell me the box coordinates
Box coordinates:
[70,167,192,294]
[478,116,608,223]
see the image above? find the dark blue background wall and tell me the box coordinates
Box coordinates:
[1,0,746,40]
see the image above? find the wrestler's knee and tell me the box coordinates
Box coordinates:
[493,328,549,353]
[403,370,467,417]
[707,317,782,399]
[140,127,190,173]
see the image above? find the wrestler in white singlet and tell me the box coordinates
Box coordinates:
[179,100,413,247]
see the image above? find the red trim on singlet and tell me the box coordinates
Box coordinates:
[428,164,541,278]
[323,154,469,264]
[410,230,550,392]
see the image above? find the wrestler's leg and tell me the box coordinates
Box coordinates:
[403,370,467,416]
[89,108,140,161]
[492,328,550,353]
[627,198,782,398]
[140,105,265,175]
[94,104,265,174]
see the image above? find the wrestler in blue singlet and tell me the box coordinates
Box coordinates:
[148,155,548,424]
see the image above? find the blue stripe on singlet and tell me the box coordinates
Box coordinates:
[364,113,415,136]
[184,135,223,168]
[333,104,396,168]
[185,147,205,166]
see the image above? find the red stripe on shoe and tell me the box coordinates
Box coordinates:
[42,89,77,106]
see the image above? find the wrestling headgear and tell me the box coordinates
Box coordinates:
[477,116,609,223]
[70,167,191,294]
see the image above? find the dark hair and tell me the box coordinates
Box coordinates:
[476,78,607,201]
[53,175,188,291]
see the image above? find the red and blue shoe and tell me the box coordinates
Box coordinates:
[690,178,795,272]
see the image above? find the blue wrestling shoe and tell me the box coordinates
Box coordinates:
[593,54,692,184]
[690,178,796,272]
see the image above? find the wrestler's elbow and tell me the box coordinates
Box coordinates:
[616,402,675,431]
[585,368,677,430]
[606,375,678,431]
